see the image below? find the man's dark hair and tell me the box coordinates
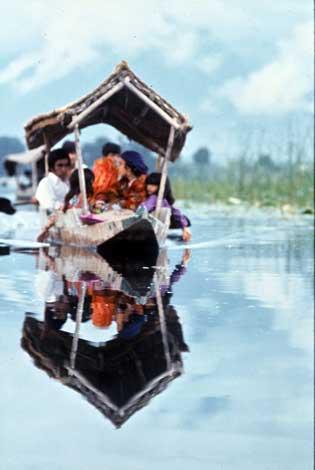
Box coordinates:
[48,149,70,171]
[62,140,76,154]
[102,142,121,157]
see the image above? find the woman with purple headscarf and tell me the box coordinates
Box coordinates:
[118,151,148,210]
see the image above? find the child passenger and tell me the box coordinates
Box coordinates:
[140,172,191,242]
[63,168,95,212]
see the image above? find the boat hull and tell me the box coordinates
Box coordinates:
[48,207,170,249]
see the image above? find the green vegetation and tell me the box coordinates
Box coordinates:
[0,130,313,212]
[172,159,314,211]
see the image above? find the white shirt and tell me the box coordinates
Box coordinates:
[35,172,69,211]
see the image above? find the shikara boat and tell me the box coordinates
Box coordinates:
[24,61,192,249]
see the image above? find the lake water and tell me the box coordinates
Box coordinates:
[0,198,313,470]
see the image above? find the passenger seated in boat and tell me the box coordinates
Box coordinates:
[35,149,70,213]
[117,151,148,210]
[92,143,122,201]
[63,168,95,212]
[37,168,95,241]
[140,172,191,242]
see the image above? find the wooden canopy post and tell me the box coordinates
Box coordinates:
[31,160,38,194]
[155,281,171,370]
[74,124,89,214]
[43,133,50,177]
[155,125,175,218]
[156,154,162,171]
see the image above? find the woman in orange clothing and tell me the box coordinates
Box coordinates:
[92,143,122,202]
[118,151,148,210]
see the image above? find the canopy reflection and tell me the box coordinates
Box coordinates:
[22,247,191,427]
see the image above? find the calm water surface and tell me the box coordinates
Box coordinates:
[0,202,313,470]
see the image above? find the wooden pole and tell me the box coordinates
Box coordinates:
[31,160,37,194]
[123,78,181,130]
[156,154,162,171]
[155,125,175,217]
[74,124,89,214]
[70,282,87,370]
[43,133,50,177]
[155,281,171,370]
[68,82,124,130]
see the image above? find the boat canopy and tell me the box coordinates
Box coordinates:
[5,145,45,165]
[24,61,192,162]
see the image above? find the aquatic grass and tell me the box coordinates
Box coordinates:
[172,164,314,211]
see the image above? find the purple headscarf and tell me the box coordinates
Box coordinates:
[121,151,148,175]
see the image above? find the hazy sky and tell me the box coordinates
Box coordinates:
[0,1,313,160]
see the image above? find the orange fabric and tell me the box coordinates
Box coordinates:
[93,156,118,201]
[120,175,147,210]
[91,292,116,328]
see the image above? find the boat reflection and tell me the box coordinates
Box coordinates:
[22,247,190,427]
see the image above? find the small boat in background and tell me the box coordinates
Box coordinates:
[4,145,45,202]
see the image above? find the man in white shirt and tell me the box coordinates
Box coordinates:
[35,148,70,212]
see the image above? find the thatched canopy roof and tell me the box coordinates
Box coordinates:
[24,61,192,162]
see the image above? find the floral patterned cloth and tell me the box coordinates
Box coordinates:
[92,156,119,201]
[120,175,147,210]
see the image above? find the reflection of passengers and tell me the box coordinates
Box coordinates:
[43,285,91,334]
[41,249,191,343]
[109,249,191,339]
[21,277,189,427]
[90,288,142,330]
